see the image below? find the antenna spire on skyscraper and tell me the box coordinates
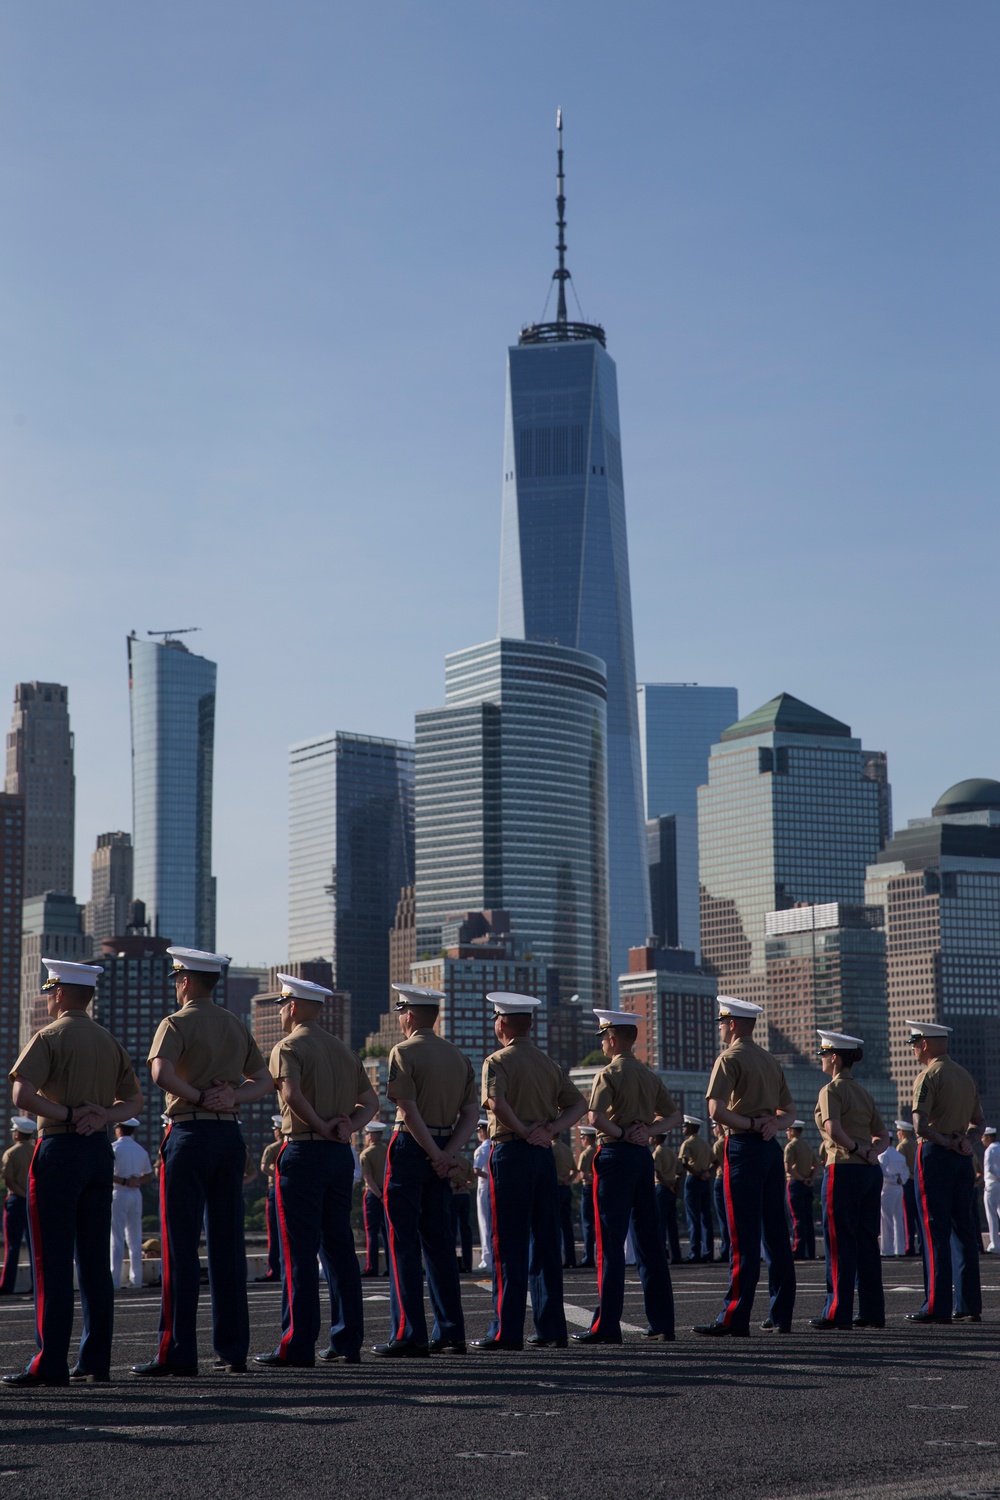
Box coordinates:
[520,110,605,348]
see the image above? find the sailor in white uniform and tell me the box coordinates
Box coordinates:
[111,1119,153,1289]
[983,1127,1000,1253]
[878,1139,909,1256]
[472,1117,493,1271]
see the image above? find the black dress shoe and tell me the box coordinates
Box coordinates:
[953,1313,983,1322]
[427,1339,467,1354]
[254,1274,281,1284]
[853,1318,886,1328]
[760,1318,774,1330]
[131,1360,199,1377]
[254,1352,315,1368]
[360,1270,380,1279]
[693,1323,748,1338]
[571,1329,623,1345]
[905,1312,952,1324]
[809,1317,850,1331]
[219,1361,247,1372]
[3,1369,70,1387]
[578,1260,595,1269]
[645,1332,676,1342]
[371,1341,430,1358]
[469,1337,523,1352]
[69,1366,110,1383]
[526,1335,568,1348]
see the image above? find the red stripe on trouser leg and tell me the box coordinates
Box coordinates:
[720,1136,741,1328]
[362,1193,372,1270]
[273,1143,297,1358]
[786,1183,796,1251]
[590,1147,604,1332]
[26,1138,44,1374]
[156,1125,174,1365]
[384,1132,407,1342]
[825,1165,840,1321]
[916,1145,936,1313]
[487,1143,504,1334]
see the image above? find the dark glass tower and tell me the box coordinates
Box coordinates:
[497,114,649,992]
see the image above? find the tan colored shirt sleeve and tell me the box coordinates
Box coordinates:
[271,1038,301,1082]
[147,1016,181,1066]
[654,1080,677,1117]
[387,1045,415,1103]
[706,1054,736,1103]
[10,1032,53,1087]
[483,1055,505,1104]
[589,1069,614,1117]
[556,1073,584,1111]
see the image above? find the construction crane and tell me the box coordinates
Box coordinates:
[146,627,201,640]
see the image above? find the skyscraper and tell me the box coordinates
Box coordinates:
[287,732,414,1050]
[84,831,133,945]
[497,114,648,988]
[19,892,92,1047]
[637,683,739,959]
[128,632,217,951]
[415,636,609,1022]
[698,693,885,1025]
[5,682,75,898]
[0,794,25,1123]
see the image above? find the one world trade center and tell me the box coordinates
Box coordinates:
[498,112,651,992]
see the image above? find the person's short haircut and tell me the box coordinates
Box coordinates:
[611,1024,638,1045]
[406,1004,439,1027]
[117,1123,137,1136]
[57,982,96,1006]
[182,969,220,997]
[501,1013,533,1038]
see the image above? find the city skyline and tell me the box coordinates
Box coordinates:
[3,5,998,963]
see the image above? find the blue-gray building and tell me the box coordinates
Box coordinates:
[637,683,739,961]
[496,116,648,992]
[415,637,609,1017]
[287,732,414,1050]
[127,633,217,952]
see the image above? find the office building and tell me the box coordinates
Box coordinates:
[19,892,92,1046]
[91,935,174,1088]
[764,903,888,1078]
[866,778,1000,1121]
[698,693,885,1026]
[5,682,75,899]
[497,116,649,987]
[862,750,894,849]
[128,632,217,951]
[637,684,739,960]
[226,964,270,1028]
[84,831,133,946]
[389,884,416,992]
[416,637,609,1020]
[288,732,413,1050]
[0,796,25,1119]
[617,944,718,1075]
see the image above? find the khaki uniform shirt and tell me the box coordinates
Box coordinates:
[706,1036,793,1128]
[12,1011,139,1135]
[577,1141,597,1183]
[679,1134,713,1178]
[898,1135,917,1173]
[815,1071,885,1166]
[588,1053,677,1143]
[482,1037,583,1142]
[552,1140,575,1185]
[653,1141,678,1189]
[360,1141,388,1196]
[387,1027,476,1132]
[260,1139,281,1179]
[269,1024,369,1137]
[912,1055,982,1139]
[148,998,266,1119]
[712,1136,727,1177]
[784,1137,819,1181]
[1,1141,33,1197]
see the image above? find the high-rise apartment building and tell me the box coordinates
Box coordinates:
[866,778,1000,1121]
[287,733,413,1051]
[698,693,885,1024]
[416,637,609,1021]
[84,831,133,946]
[637,684,739,959]
[389,884,416,991]
[617,944,718,1075]
[497,116,648,988]
[5,682,75,898]
[90,935,174,1089]
[764,903,888,1078]
[19,892,92,1046]
[0,795,25,1119]
[128,633,217,951]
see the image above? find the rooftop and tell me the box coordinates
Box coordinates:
[720,692,851,743]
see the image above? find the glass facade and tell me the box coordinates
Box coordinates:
[287,732,414,1050]
[415,638,609,1009]
[0,794,24,1127]
[498,337,649,989]
[5,682,75,899]
[637,684,739,959]
[128,635,217,951]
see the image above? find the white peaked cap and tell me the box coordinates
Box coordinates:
[167,947,229,975]
[366,1121,387,1133]
[579,1126,597,1135]
[593,1008,643,1030]
[487,992,541,1015]
[894,1120,914,1131]
[10,1117,36,1134]
[277,973,333,1002]
[392,984,445,1010]
[683,1115,703,1126]
[270,1115,283,1127]
[790,1120,806,1129]
[121,1118,141,1128]
[817,1030,864,1050]
[42,959,103,989]
[904,1018,952,1038]
[717,996,763,1019]
[984,1126,998,1136]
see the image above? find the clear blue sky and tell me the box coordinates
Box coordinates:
[2,2,997,964]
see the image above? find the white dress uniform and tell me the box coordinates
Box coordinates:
[983,1140,1000,1252]
[878,1143,909,1257]
[473,1138,493,1270]
[111,1134,153,1288]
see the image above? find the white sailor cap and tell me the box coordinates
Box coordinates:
[894,1120,914,1131]
[817,1030,864,1052]
[904,1018,952,1040]
[579,1126,598,1136]
[276,973,333,1002]
[683,1115,703,1126]
[717,996,763,1020]
[984,1126,998,1137]
[270,1115,283,1128]
[789,1120,806,1129]
[42,959,103,990]
[392,984,445,1012]
[10,1117,36,1134]
[167,947,229,975]
[593,1008,643,1031]
[487,992,541,1016]
[365,1121,387,1133]
[120,1118,141,1129]
[478,1116,489,1128]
